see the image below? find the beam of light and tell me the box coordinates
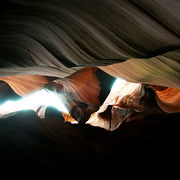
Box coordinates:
[103,77,141,106]
[111,78,127,92]
[0,89,68,117]
[111,78,141,95]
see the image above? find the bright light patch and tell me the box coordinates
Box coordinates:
[111,78,127,92]
[0,89,68,117]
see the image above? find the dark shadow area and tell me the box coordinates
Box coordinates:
[0,110,179,178]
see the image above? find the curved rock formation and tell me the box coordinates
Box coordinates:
[0,0,179,89]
